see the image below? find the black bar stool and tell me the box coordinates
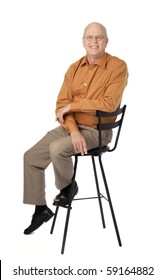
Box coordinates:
[50,105,127,254]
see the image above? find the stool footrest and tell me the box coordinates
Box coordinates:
[73,193,108,201]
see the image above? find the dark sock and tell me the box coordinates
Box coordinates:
[35,205,47,215]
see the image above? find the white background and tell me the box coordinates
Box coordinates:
[0,0,166,279]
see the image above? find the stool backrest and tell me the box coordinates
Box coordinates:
[96,105,127,152]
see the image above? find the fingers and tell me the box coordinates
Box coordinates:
[56,104,71,123]
[56,111,64,123]
[81,141,88,155]
[74,140,87,156]
[57,113,64,123]
[70,130,88,155]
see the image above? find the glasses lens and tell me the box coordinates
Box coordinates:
[96,36,104,41]
[85,36,104,41]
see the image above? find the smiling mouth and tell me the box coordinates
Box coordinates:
[90,45,99,49]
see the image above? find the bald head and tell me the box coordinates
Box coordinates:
[83,22,108,38]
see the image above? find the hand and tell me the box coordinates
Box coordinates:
[70,130,88,156]
[56,104,71,123]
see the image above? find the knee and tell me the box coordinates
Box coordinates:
[24,148,34,164]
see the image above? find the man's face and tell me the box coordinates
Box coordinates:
[83,24,108,60]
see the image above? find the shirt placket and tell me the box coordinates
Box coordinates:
[80,65,97,99]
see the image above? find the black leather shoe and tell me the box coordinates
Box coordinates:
[53,181,78,207]
[24,206,54,234]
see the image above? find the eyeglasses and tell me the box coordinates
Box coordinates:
[83,35,105,42]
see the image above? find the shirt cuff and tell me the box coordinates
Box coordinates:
[61,121,79,134]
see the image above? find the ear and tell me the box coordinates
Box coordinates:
[105,37,109,47]
[82,37,85,45]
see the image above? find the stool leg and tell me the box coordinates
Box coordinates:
[61,157,78,254]
[50,206,59,234]
[91,156,106,228]
[61,203,72,254]
[99,155,122,246]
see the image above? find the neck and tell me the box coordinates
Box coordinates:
[87,53,105,65]
[87,55,98,65]
[88,58,96,64]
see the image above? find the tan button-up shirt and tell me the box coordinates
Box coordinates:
[56,52,128,133]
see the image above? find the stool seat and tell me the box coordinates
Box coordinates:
[76,145,110,157]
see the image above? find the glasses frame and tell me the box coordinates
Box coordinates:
[83,35,105,42]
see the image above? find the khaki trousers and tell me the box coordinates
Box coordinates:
[23,125,112,205]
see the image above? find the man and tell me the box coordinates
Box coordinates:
[23,22,128,234]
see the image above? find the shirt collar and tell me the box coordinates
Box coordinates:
[80,53,108,69]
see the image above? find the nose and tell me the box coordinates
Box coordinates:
[91,36,98,43]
